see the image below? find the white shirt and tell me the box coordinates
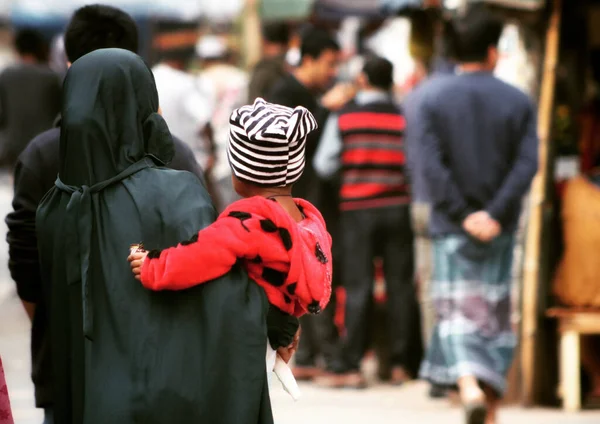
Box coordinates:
[152,64,215,170]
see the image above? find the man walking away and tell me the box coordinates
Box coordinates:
[0,29,61,170]
[314,56,417,388]
[417,6,538,424]
[248,22,290,102]
[5,6,205,424]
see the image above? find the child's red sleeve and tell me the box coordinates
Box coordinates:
[140,215,260,291]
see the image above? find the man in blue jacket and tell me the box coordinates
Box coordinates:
[415,5,537,424]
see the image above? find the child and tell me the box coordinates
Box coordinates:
[129,98,332,396]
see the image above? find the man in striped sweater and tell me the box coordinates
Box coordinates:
[314,56,417,388]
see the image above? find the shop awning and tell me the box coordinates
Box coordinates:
[381,0,426,13]
[448,0,546,10]
[482,0,545,10]
[260,0,314,21]
[10,0,245,25]
[314,0,384,19]
[260,0,543,21]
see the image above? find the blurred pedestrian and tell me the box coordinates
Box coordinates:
[416,6,538,424]
[0,356,13,424]
[197,35,249,211]
[152,46,216,190]
[313,56,417,388]
[0,28,61,171]
[49,35,68,78]
[268,27,350,381]
[5,6,205,424]
[248,22,290,102]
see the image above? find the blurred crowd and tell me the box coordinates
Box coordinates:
[0,3,540,424]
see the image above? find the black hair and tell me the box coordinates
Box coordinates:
[300,28,340,61]
[262,22,290,46]
[362,56,394,91]
[64,4,139,63]
[15,28,49,62]
[448,4,503,63]
[408,9,436,64]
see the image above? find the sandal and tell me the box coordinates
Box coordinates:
[464,401,487,424]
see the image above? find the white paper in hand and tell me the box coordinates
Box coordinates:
[266,344,302,401]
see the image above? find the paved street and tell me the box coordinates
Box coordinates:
[0,180,599,423]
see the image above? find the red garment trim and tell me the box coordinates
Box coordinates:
[339,112,405,132]
[340,196,410,211]
[334,286,346,338]
[0,357,13,424]
[342,149,406,165]
[341,183,407,199]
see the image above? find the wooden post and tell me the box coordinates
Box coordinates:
[242,0,262,70]
[559,331,581,412]
[520,0,562,407]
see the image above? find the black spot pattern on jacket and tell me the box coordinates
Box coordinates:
[250,255,263,264]
[180,233,199,246]
[278,227,293,250]
[228,211,252,232]
[315,242,328,264]
[262,267,286,287]
[307,300,321,315]
[260,219,278,233]
[147,249,162,259]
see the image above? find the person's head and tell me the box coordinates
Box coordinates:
[357,56,394,92]
[261,22,290,57]
[450,4,503,69]
[227,98,318,197]
[64,4,139,64]
[60,49,173,186]
[14,28,49,64]
[298,28,340,91]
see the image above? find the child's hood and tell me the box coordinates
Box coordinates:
[220,196,333,316]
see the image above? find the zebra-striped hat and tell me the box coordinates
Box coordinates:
[228,98,318,187]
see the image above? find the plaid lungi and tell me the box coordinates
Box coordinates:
[419,234,516,395]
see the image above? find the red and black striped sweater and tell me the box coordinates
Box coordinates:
[140,196,333,317]
[338,99,410,211]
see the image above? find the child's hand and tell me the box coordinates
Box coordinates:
[277,326,301,364]
[128,251,148,281]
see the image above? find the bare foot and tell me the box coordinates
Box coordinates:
[458,376,486,404]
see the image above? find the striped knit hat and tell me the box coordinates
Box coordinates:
[228,98,318,187]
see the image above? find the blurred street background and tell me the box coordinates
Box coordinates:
[1,0,600,423]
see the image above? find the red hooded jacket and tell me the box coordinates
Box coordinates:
[140,196,333,317]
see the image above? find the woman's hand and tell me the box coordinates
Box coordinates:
[128,251,148,281]
[277,326,301,364]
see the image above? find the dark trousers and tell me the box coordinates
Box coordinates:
[338,205,417,372]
